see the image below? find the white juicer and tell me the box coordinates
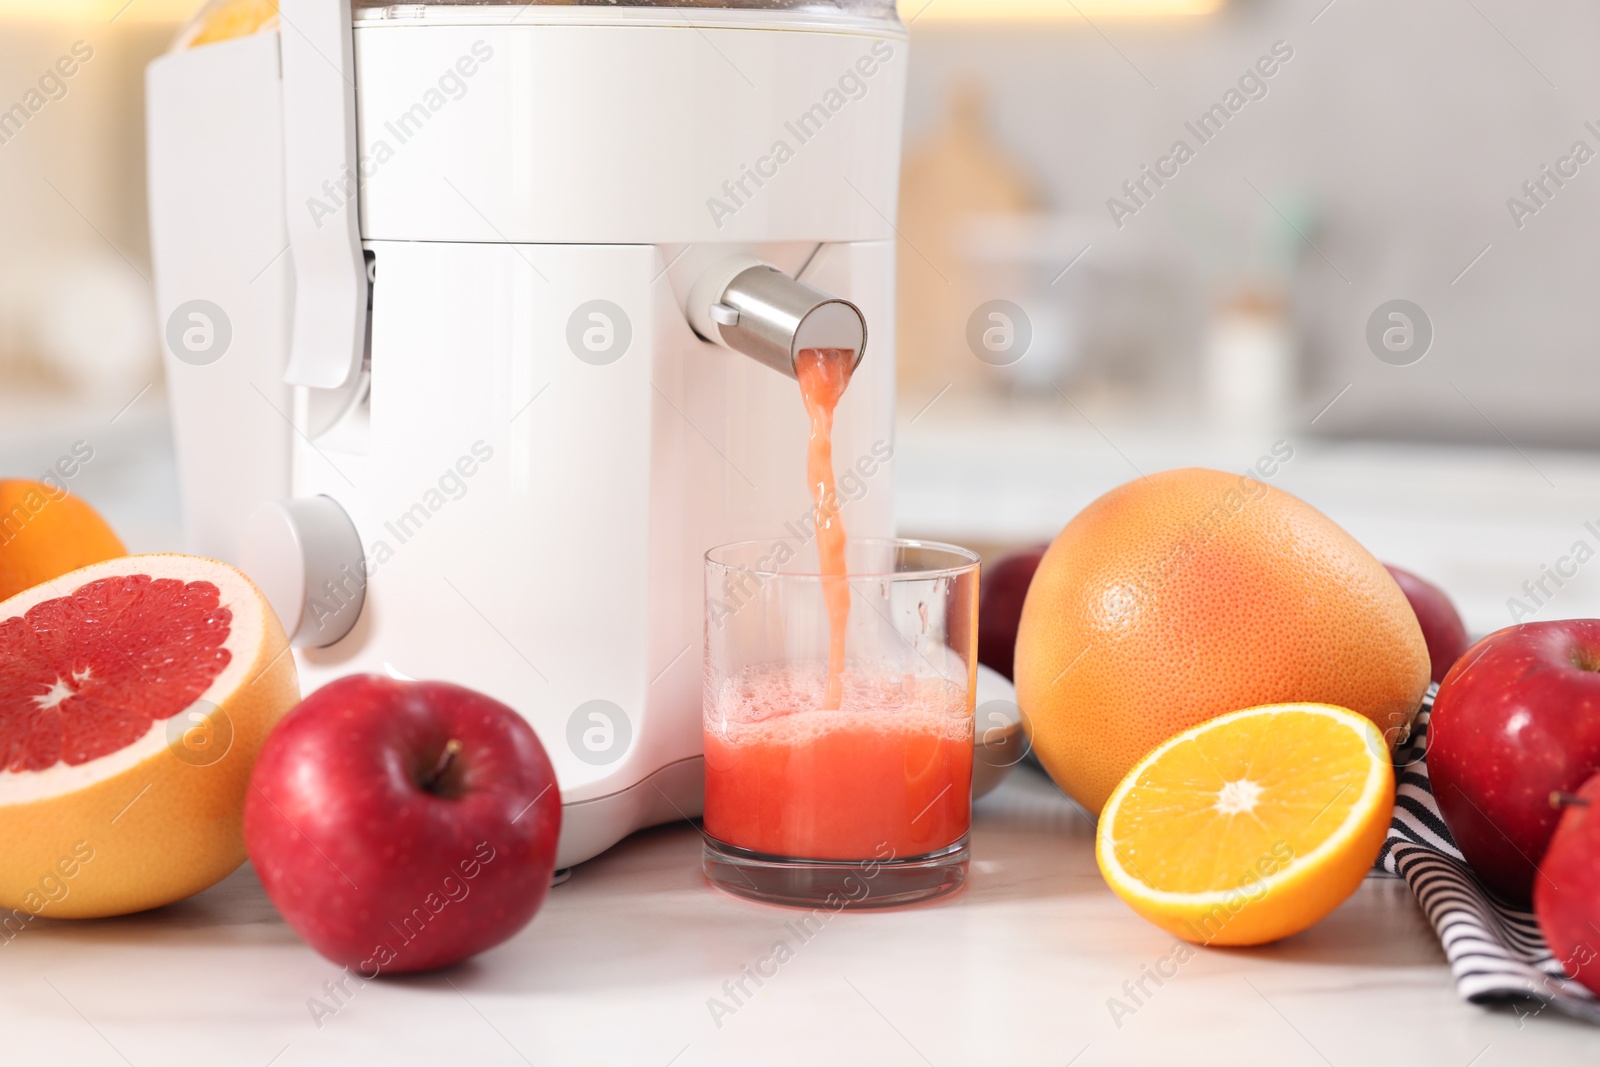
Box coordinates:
[146,0,909,867]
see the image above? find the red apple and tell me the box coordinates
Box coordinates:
[1535,772,1600,996]
[1429,621,1600,904]
[978,545,1047,681]
[1385,564,1470,684]
[244,675,561,974]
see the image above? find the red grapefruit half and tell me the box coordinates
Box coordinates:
[0,554,298,918]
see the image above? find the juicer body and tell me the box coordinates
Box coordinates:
[148,7,908,867]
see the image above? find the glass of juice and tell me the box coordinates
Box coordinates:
[702,537,979,908]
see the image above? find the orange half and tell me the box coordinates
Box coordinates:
[1096,702,1395,946]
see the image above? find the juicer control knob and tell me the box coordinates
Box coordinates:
[688,256,866,381]
[240,496,366,649]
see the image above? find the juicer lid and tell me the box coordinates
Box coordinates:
[351,0,901,22]
[172,0,900,54]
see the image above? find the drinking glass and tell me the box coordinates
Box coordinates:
[702,538,979,908]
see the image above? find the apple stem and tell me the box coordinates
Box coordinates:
[425,739,464,792]
[1550,791,1592,810]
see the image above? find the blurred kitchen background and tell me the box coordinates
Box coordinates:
[3,0,1600,634]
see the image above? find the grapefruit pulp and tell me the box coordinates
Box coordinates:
[0,554,298,918]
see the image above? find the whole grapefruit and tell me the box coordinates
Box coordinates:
[1015,468,1429,815]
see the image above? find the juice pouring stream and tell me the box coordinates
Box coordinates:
[795,347,855,710]
[699,346,973,862]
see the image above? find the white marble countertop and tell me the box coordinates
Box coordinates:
[3,764,1597,1067]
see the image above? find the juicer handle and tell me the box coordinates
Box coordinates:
[279,0,368,392]
[687,257,867,380]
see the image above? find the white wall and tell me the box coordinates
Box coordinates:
[905,0,1600,446]
[0,21,171,407]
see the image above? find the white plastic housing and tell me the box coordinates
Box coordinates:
[147,34,294,565]
[148,8,909,869]
[293,238,898,868]
[351,12,907,244]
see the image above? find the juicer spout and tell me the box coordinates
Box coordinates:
[687,257,867,381]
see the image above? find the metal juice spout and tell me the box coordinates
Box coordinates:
[687,257,866,381]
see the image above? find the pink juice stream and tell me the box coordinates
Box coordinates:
[795,347,853,711]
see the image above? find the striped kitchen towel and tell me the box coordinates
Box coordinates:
[1377,684,1600,1025]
